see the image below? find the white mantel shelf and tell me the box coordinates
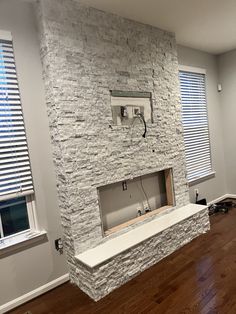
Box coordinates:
[76,203,207,268]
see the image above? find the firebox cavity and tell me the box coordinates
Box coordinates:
[97,169,175,235]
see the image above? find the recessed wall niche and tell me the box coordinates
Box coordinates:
[110,90,153,126]
[98,168,175,235]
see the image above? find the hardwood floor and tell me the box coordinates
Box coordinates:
[9,207,236,314]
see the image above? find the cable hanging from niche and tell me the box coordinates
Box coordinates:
[130,112,147,145]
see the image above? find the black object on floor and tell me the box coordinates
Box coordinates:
[208,200,236,216]
[196,198,207,205]
[208,203,228,215]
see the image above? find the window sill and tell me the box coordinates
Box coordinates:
[0,230,47,258]
[188,171,216,187]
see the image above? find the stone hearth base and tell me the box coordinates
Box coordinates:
[74,204,210,301]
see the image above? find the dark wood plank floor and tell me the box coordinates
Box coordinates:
[9,207,236,314]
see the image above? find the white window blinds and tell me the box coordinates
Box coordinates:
[0,36,34,201]
[179,68,212,182]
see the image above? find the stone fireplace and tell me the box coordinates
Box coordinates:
[36,0,210,301]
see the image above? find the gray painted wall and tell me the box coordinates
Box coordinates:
[0,0,67,306]
[218,50,236,194]
[177,45,227,203]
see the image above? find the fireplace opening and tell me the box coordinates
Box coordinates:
[97,168,175,235]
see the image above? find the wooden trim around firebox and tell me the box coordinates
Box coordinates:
[104,205,173,236]
[164,168,175,206]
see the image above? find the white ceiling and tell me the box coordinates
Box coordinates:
[79,0,236,55]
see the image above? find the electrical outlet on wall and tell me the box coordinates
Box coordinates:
[55,238,63,255]
[120,106,128,118]
[137,205,143,216]
[133,106,141,116]
[143,200,151,212]
[122,181,127,191]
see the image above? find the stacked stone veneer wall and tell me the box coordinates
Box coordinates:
[36,0,195,298]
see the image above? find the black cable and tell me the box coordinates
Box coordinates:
[137,113,147,138]
[195,192,199,203]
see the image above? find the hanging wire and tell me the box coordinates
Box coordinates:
[140,175,151,211]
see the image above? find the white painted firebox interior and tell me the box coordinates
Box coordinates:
[98,170,172,233]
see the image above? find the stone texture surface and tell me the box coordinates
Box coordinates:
[74,208,210,301]
[35,0,201,300]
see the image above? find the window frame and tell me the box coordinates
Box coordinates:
[0,30,39,248]
[0,195,37,241]
[179,65,215,185]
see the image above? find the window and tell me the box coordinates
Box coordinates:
[0,196,29,238]
[179,66,213,183]
[0,31,36,242]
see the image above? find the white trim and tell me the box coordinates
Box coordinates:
[225,194,236,199]
[0,273,69,314]
[26,194,38,231]
[179,64,206,75]
[207,194,228,206]
[188,171,216,186]
[0,190,34,202]
[0,230,47,256]
[207,194,236,206]
[0,214,3,238]
[0,30,12,41]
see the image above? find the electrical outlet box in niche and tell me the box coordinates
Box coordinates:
[110,90,153,126]
[97,168,175,236]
